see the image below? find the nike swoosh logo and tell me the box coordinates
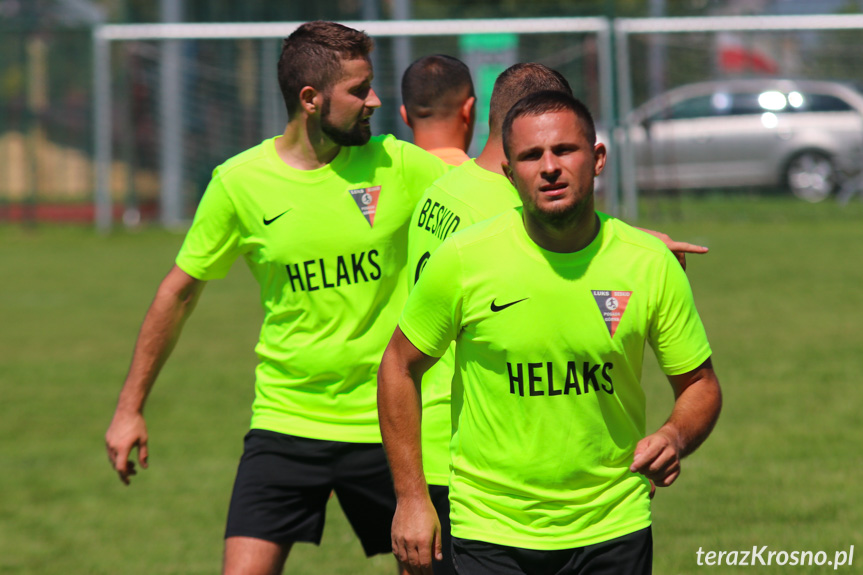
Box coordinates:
[263,210,291,226]
[490,298,528,312]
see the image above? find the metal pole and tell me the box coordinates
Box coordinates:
[596,22,618,216]
[362,0,379,21]
[261,38,283,138]
[159,0,184,228]
[93,30,112,233]
[614,22,638,221]
[648,0,666,98]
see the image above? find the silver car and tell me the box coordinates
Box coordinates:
[619,78,863,202]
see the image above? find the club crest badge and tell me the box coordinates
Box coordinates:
[591,290,633,337]
[349,185,381,227]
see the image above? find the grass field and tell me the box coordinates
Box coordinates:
[1,194,862,574]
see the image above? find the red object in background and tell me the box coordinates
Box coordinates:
[720,45,779,74]
[0,202,159,223]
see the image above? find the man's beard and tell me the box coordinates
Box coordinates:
[523,184,595,230]
[321,98,372,147]
[525,201,582,229]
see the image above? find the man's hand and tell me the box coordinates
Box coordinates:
[638,228,708,271]
[630,427,682,488]
[391,495,442,575]
[105,410,149,485]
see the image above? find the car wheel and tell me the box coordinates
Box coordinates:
[785,152,836,203]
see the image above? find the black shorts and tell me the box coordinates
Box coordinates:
[452,526,652,575]
[224,429,396,557]
[428,484,456,575]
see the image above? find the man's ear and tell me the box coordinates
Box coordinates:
[300,86,321,115]
[502,160,515,185]
[399,105,411,128]
[462,96,476,125]
[593,142,607,177]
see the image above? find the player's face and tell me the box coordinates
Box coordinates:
[504,110,606,228]
[320,57,381,147]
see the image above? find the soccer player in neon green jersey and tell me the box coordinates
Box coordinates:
[380,91,722,575]
[104,21,447,575]
[407,62,575,575]
[407,63,711,575]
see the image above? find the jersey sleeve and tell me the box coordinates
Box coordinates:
[397,139,449,205]
[399,238,464,358]
[648,249,713,375]
[175,170,245,281]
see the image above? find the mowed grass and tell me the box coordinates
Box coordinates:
[1,194,861,574]
[636,194,863,573]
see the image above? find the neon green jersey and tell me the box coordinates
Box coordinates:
[400,209,712,549]
[176,135,447,442]
[407,159,520,485]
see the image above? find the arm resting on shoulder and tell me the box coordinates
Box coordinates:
[105,265,206,485]
[630,357,721,487]
[378,327,440,575]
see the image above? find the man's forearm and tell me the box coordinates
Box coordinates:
[115,265,205,413]
[662,363,722,458]
[377,339,427,499]
[378,329,443,573]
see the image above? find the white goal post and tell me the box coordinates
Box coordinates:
[92,18,615,232]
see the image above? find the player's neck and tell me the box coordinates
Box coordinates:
[522,199,599,254]
[474,137,506,175]
[411,121,469,154]
[275,119,341,170]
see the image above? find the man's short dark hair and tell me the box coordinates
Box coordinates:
[502,91,597,159]
[278,21,374,118]
[401,54,475,122]
[488,63,572,138]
